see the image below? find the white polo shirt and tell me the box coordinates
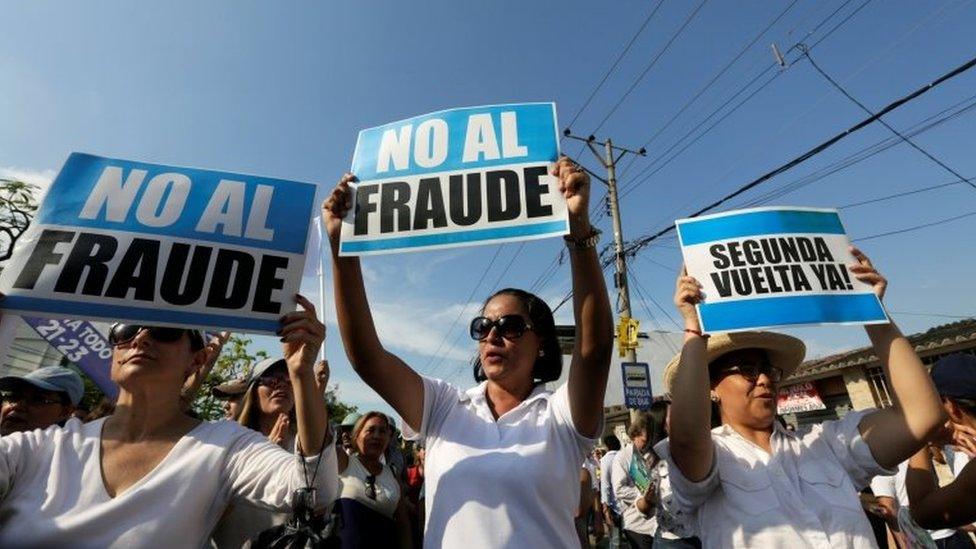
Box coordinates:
[656,409,891,548]
[403,376,599,549]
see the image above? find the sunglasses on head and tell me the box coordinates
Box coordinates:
[469,315,533,341]
[109,323,204,349]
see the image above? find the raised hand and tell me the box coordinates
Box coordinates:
[674,265,704,331]
[849,246,887,302]
[278,294,326,374]
[314,359,330,394]
[551,156,591,234]
[322,174,355,245]
[268,412,290,448]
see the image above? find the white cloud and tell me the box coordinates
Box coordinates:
[371,298,480,363]
[0,166,57,201]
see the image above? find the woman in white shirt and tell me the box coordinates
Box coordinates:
[0,295,338,548]
[661,251,946,548]
[335,411,411,548]
[321,156,613,549]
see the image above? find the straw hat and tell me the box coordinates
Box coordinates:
[663,331,805,394]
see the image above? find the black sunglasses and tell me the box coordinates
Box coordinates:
[365,474,377,500]
[109,323,204,349]
[469,315,534,341]
[715,362,784,384]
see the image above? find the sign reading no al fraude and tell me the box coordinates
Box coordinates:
[0,153,316,334]
[339,103,567,255]
[676,207,888,333]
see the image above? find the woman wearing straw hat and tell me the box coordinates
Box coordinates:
[659,248,945,548]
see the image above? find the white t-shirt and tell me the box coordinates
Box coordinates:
[0,417,338,548]
[403,377,599,549]
[339,453,400,519]
[600,450,619,512]
[611,443,658,535]
[656,410,890,548]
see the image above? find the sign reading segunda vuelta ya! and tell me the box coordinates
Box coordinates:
[339,103,567,255]
[675,206,888,333]
[0,153,317,334]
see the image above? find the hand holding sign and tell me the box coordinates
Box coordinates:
[551,156,591,233]
[674,266,704,332]
[277,294,325,374]
[848,246,887,301]
[322,174,355,249]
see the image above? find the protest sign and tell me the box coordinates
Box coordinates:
[777,381,826,415]
[339,103,567,255]
[676,206,888,333]
[0,153,317,333]
[21,316,118,399]
[622,361,652,410]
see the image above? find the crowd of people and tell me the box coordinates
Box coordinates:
[1,157,975,548]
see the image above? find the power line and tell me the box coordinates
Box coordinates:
[890,310,975,320]
[587,0,710,136]
[624,51,976,256]
[564,0,666,132]
[852,210,976,242]
[802,47,976,190]
[838,177,975,209]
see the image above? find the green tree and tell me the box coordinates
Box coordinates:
[192,334,268,420]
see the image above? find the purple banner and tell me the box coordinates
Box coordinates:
[21,316,118,399]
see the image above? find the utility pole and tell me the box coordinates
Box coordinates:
[563,130,646,424]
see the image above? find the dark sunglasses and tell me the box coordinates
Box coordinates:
[469,315,534,341]
[109,323,204,349]
[715,362,784,384]
[365,474,377,500]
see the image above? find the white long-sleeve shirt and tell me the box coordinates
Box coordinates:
[655,409,890,548]
[0,417,338,548]
[611,443,658,535]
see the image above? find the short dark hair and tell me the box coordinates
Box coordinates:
[602,434,621,451]
[472,288,562,384]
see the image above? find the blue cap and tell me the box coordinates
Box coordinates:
[930,354,976,401]
[0,366,85,406]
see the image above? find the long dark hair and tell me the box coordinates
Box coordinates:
[472,288,563,383]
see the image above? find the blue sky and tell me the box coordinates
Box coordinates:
[4,1,976,420]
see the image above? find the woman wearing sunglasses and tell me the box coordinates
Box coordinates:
[658,251,945,548]
[332,411,412,548]
[322,156,613,548]
[0,296,339,548]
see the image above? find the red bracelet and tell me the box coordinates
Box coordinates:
[684,328,709,338]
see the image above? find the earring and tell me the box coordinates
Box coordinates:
[538,350,545,357]
[710,394,720,403]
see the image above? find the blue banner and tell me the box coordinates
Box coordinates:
[339,103,568,255]
[0,153,317,334]
[21,316,118,399]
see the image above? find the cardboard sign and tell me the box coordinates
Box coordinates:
[0,153,317,333]
[21,316,118,399]
[622,361,652,410]
[777,381,826,415]
[339,103,567,255]
[675,207,888,333]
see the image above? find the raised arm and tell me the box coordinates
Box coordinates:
[322,175,424,432]
[279,294,330,454]
[558,157,614,439]
[667,270,713,482]
[851,248,945,469]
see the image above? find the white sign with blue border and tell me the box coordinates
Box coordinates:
[0,153,317,334]
[622,362,652,410]
[339,103,568,255]
[675,206,888,333]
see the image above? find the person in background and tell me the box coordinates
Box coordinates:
[335,411,412,549]
[0,366,84,436]
[612,405,667,549]
[340,412,362,454]
[211,378,248,421]
[210,356,304,547]
[323,156,613,548]
[600,434,623,549]
[663,250,946,547]
[405,444,425,547]
[576,465,599,548]
[907,354,976,534]
[0,296,337,547]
